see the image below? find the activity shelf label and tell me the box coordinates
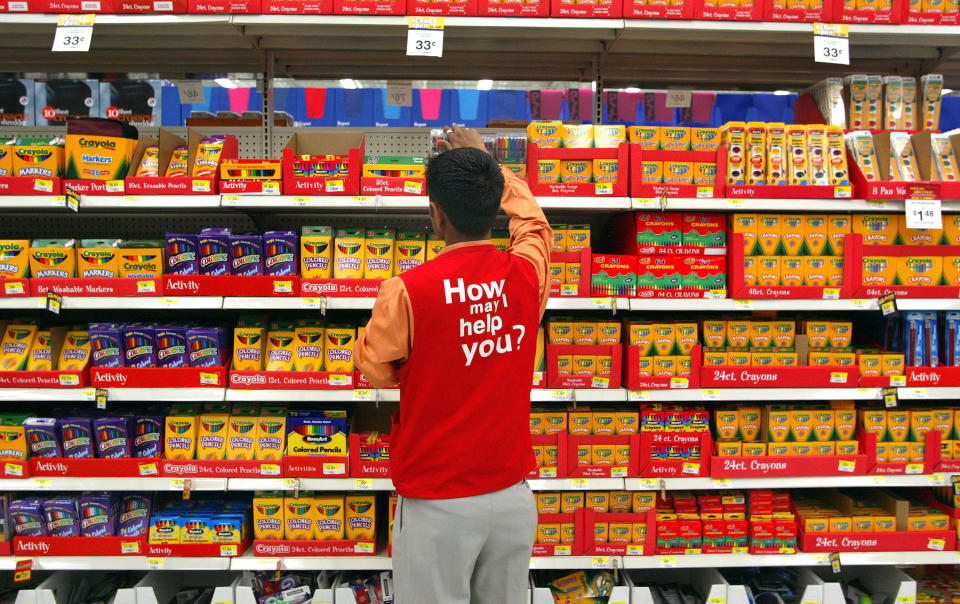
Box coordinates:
[52,14,94,52]
[407,16,444,57]
[813,22,849,65]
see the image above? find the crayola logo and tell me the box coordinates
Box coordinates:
[540,495,558,505]
[533,123,558,136]
[168,421,192,434]
[671,164,690,175]
[754,324,771,333]
[664,130,684,140]
[16,148,52,161]
[328,333,353,346]
[80,250,113,264]
[677,325,695,336]
[305,242,328,254]
[760,258,778,269]
[655,326,672,336]
[202,419,225,432]
[541,526,558,536]
[270,335,293,348]
[257,504,281,516]
[78,137,117,150]
[67,334,88,347]
[398,243,422,257]
[566,162,587,174]
[338,242,361,255]
[32,251,67,264]
[553,325,571,335]
[643,164,658,175]
[539,163,554,174]
[349,500,373,513]
[7,328,31,341]
[298,332,322,344]
[596,416,613,427]
[0,242,24,253]
[317,503,341,517]
[597,162,617,174]
[287,502,311,515]
[367,243,391,256]
[237,334,261,346]
[600,325,617,336]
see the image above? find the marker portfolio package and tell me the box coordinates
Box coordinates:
[64,118,139,181]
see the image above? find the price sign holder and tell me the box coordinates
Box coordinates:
[882,387,898,408]
[46,291,63,315]
[387,80,413,106]
[407,16,444,57]
[879,292,897,316]
[52,14,94,52]
[177,80,206,105]
[96,387,108,410]
[829,551,841,574]
[905,197,942,230]
[813,22,849,65]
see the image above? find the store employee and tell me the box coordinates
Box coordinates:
[355,125,552,604]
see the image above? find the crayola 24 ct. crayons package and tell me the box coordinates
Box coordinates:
[64,118,138,181]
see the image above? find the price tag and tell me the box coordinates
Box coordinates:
[670,377,689,389]
[121,541,141,554]
[221,195,241,206]
[31,478,51,489]
[929,473,946,485]
[830,372,848,384]
[355,478,374,490]
[46,291,62,314]
[883,387,899,408]
[170,478,187,491]
[147,557,165,569]
[105,180,124,193]
[273,280,293,294]
[665,90,692,108]
[52,14,94,52]
[829,551,841,574]
[890,375,907,387]
[928,538,946,551]
[293,196,312,206]
[403,181,423,194]
[177,80,205,104]
[611,466,628,478]
[58,374,79,386]
[353,195,375,206]
[192,179,210,193]
[779,547,797,554]
[838,459,856,473]
[539,467,557,478]
[822,288,841,300]
[849,298,869,309]
[199,372,219,386]
[301,297,324,310]
[697,186,714,198]
[659,556,676,567]
[4,462,23,477]
[560,284,579,296]
[908,388,928,399]
[262,182,280,195]
[629,390,650,401]
[328,374,351,387]
[136,280,156,294]
[591,297,612,309]
[353,389,376,401]
[354,542,375,554]
[553,545,572,556]
[813,22,849,65]
[725,198,745,207]
[834,185,853,198]
[595,182,613,195]
[872,475,886,484]
[14,559,31,583]
[713,478,733,487]
[323,462,346,475]
[591,376,610,389]
[3,281,23,295]
[547,389,573,401]
[626,544,644,556]
[407,16,444,57]
[35,179,53,193]
[65,186,79,212]
[325,180,344,193]
[387,80,412,107]
[682,462,701,475]
[633,198,658,209]
[260,464,280,476]
[906,198,942,230]
[95,387,107,410]
[733,299,753,310]
[702,389,721,401]
[709,599,725,604]
[879,292,898,316]
[706,289,727,299]
[591,556,612,569]
[906,463,924,474]
[139,462,158,476]
[282,478,299,491]
[570,478,590,489]
[220,544,238,557]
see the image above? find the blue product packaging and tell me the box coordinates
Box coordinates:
[156,325,189,368]
[166,234,199,275]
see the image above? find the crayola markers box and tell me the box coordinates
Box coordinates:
[29,239,75,279]
[0,240,29,279]
[286,410,348,456]
[333,228,365,279]
[300,226,333,279]
[253,492,284,540]
[196,414,228,460]
[164,406,198,460]
[628,126,659,149]
[284,494,315,540]
[314,495,345,540]
[11,142,63,178]
[117,245,163,279]
[0,414,28,461]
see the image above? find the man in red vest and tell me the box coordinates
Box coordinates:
[355,125,551,603]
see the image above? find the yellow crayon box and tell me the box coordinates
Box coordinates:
[560,160,592,184]
[593,159,619,183]
[780,256,803,286]
[562,492,585,513]
[675,323,697,355]
[664,161,693,185]
[537,160,561,183]
[854,215,898,246]
[301,226,333,279]
[717,441,742,456]
[253,493,285,540]
[313,495,345,540]
[652,323,676,355]
[363,229,395,280]
[775,352,799,366]
[703,352,727,366]
[587,491,610,513]
[653,356,677,376]
[538,524,560,544]
[694,162,718,185]
[324,325,355,372]
[768,410,791,443]
[739,407,761,441]
[659,127,690,151]
[561,124,594,149]
[333,228,365,279]
[593,411,616,436]
[691,127,720,152]
[345,495,376,540]
[702,320,726,348]
[550,319,575,345]
[887,411,910,442]
[537,493,561,514]
[255,413,286,461]
[836,440,859,455]
[117,248,163,279]
[897,256,943,287]
[574,355,596,376]
[528,121,562,148]
[592,445,614,465]
[628,126,659,149]
[226,415,257,461]
[58,330,90,371]
[283,496,315,540]
[743,442,767,456]
[574,322,598,346]
[789,410,815,443]
[569,409,593,435]
[641,160,663,184]
[883,354,905,376]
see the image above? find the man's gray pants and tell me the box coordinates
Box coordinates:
[392,480,537,604]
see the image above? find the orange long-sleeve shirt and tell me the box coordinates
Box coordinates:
[355,166,552,387]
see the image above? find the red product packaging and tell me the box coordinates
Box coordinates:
[188,0,259,11]
[334,0,403,13]
[831,0,902,22]
[478,0,548,15]
[262,0,330,10]
[590,254,638,298]
[409,0,478,14]
[694,0,763,19]
[115,0,186,12]
[551,0,621,16]
[624,0,694,17]
[763,0,830,20]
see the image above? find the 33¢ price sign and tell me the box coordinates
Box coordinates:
[813,22,849,65]
[407,16,444,57]
[52,14,95,52]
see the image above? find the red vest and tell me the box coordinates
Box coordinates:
[393,244,539,499]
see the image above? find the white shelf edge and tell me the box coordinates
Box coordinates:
[2,556,232,571]
[628,388,881,402]
[81,195,222,209]
[528,478,625,490]
[222,297,375,310]
[225,388,363,402]
[539,196,631,210]
[623,553,828,569]
[228,478,395,491]
[231,553,393,571]
[221,195,380,210]
[0,477,227,491]
[105,388,226,402]
[0,196,65,210]
[0,297,45,309]
[61,296,223,310]
[0,388,94,402]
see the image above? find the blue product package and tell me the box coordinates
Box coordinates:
[187,327,224,368]
[166,234,199,275]
[78,495,113,537]
[123,324,156,368]
[119,494,151,537]
[230,235,263,276]
[43,497,80,537]
[904,312,926,367]
[156,325,189,368]
[133,416,163,458]
[94,416,132,459]
[947,312,960,366]
[925,312,940,368]
[24,417,61,458]
[58,417,94,459]
[89,323,124,368]
[10,498,45,537]
[263,231,298,277]
[198,230,231,276]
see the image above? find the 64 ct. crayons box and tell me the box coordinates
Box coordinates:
[590,255,638,297]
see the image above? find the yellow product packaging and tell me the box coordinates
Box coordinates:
[537,524,560,544]
[165,145,189,177]
[814,442,836,456]
[537,159,561,183]
[333,228,365,279]
[903,78,920,131]
[0,324,36,371]
[675,323,697,355]
[664,161,693,185]
[574,355,596,376]
[225,414,257,461]
[848,131,882,181]
[557,355,573,376]
[569,409,592,435]
[560,160,592,183]
[898,214,944,247]
[775,353,798,366]
[255,412,286,461]
[27,330,53,371]
[931,134,960,182]
[300,226,334,279]
[283,496,316,540]
[768,410,791,443]
[192,136,226,178]
[536,493,561,514]
[561,492,585,513]
[827,214,851,256]
[780,256,803,286]
[933,409,953,440]
[859,354,882,377]
[806,125,829,186]
[632,492,655,513]
[587,491,610,513]
[313,495,345,540]
[233,317,267,371]
[196,413,228,460]
[659,126,690,151]
[593,523,609,543]
[136,145,159,177]
[769,443,790,456]
[745,122,767,185]
[836,440,859,455]
[57,330,90,371]
[829,517,852,533]
[629,322,654,353]
[117,247,162,279]
[882,354,905,376]
[596,321,621,345]
[560,124,594,149]
[790,443,813,456]
[628,126,659,149]
[731,213,759,256]
[614,444,631,465]
[789,410,815,443]
[592,410,616,436]
[780,215,804,256]
[888,443,910,463]
[854,214,898,245]
[809,352,833,366]
[717,441,742,456]
[834,410,856,441]
[641,161,663,184]
[699,320,725,349]
[265,322,297,372]
[743,257,758,286]
[594,125,626,149]
[715,410,740,440]
[726,320,750,349]
[363,228,396,279]
[29,239,76,279]
[609,522,632,543]
[324,325,356,372]
[0,145,10,177]
[758,257,780,286]
[860,409,888,439]
[813,410,835,441]
[528,121,562,148]
[922,73,943,131]
[11,143,63,178]
[786,125,809,185]
[757,215,782,256]
[164,408,198,460]
[652,323,676,355]
[828,322,852,348]
[897,256,942,287]
[908,442,926,463]
[691,127,720,152]
[772,321,796,349]
[803,256,828,286]
[0,240,29,279]
[64,120,138,181]
[826,126,850,185]
[575,445,591,465]
[534,327,546,379]
[292,320,325,372]
[765,123,787,185]
[549,318,575,345]
[253,493,285,540]
[703,352,727,366]
[694,162,717,185]
[653,356,677,376]
[750,321,774,348]
[345,495,376,540]
[592,444,614,465]
[887,411,910,442]
[743,442,767,456]
[739,407,761,441]
[593,159,619,183]
[826,257,845,287]
[426,234,445,261]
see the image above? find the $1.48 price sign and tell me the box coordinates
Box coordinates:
[407,16,444,57]
[906,198,942,230]
[52,14,95,52]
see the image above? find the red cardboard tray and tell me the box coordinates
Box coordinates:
[527,143,629,197]
[623,0,693,18]
[15,536,147,556]
[349,432,389,478]
[625,344,702,391]
[0,369,88,388]
[550,0,621,16]
[848,235,960,298]
[849,158,936,198]
[229,370,353,390]
[30,457,163,478]
[529,432,569,479]
[565,434,639,479]
[262,0,331,12]
[763,0,830,20]
[115,0,187,12]
[546,344,622,389]
[865,430,939,476]
[409,0,477,14]
[163,275,298,297]
[283,147,362,195]
[479,0,548,15]
[549,248,591,298]
[711,448,869,478]
[0,278,29,297]
[0,176,62,195]
[799,529,953,552]
[188,0,259,12]
[333,0,403,13]
[283,455,349,478]
[145,539,249,557]
[300,278,382,297]
[126,176,217,194]
[700,364,859,388]
[64,180,124,196]
[91,363,227,389]
[30,278,161,297]
[160,459,282,478]
[531,510,587,556]
[830,0,902,23]
[585,510,656,556]
[694,0,763,19]
[629,145,725,199]
[253,540,378,556]
[636,431,712,478]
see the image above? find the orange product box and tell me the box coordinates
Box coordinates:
[750,322,775,348]
[561,492,585,513]
[616,411,639,435]
[629,322,655,353]
[780,215,805,256]
[862,256,895,286]
[717,441,742,456]
[813,410,835,441]
[768,410,791,443]
[557,355,573,376]
[883,354,905,376]
[614,444,631,465]
[715,409,740,440]
[803,215,829,256]
[593,411,617,436]
[577,445,591,465]
[743,442,767,456]
[758,257,780,286]
[828,215,851,256]
[854,214,898,246]
[536,493,561,514]
[574,322,598,346]
[703,352,727,366]
[826,257,845,287]
[544,411,567,435]
[574,355,596,376]
[635,356,654,377]
[789,410,815,443]
[739,407,761,441]
[834,410,855,440]
[592,445,614,465]
[887,411,910,442]
[587,491,610,513]
[702,320,726,348]
[859,354,882,377]
[836,440,859,455]
[731,214,759,256]
[780,256,804,286]
[757,215,781,256]
[569,409,593,435]
[653,356,677,376]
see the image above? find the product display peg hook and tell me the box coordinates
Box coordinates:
[659,192,668,213]
[611,296,617,317]
[320,296,328,317]
[660,478,667,500]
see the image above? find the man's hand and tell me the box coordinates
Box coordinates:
[438,125,488,153]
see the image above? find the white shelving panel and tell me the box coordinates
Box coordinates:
[61,297,223,310]
[225,388,364,402]
[0,297,45,309]
[222,297,376,310]
[232,552,393,571]
[539,197,632,210]
[899,387,960,400]
[529,556,612,570]
[229,478,395,491]
[222,195,379,210]
[635,198,960,212]
[631,298,960,312]
[0,388,94,402]
[623,553,830,569]
[528,478,624,490]
[105,388,226,402]
[531,388,629,402]
[80,195,222,209]
[0,196,66,210]
[0,477,227,491]
[376,196,430,210]
[0,556,231,571]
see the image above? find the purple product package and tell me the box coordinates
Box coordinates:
[166,234,199,275]
[133,416,163,458]
[156,325,189,368]
[230,235,264,276]
[10,499,45,537]
[78,495,113,537]
[43,497,80,537]
[263,231,298,277]
[187,327,225,368]
[58,417,94,459]
[123,324,156,368]
[89,323,124,368]
[24,417,62,458]
[198,231,231,276]
[94,417,132,459]
[119,494,151,537]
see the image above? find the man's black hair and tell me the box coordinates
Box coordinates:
[426,147,504,239]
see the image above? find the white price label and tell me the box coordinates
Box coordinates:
[665,90,692,108]
[822,287,841,300]
[259,464,280,476]
[407,17,444,57]
[570,478,590,489]
[733,299,753,310]
[629,390,650,401]
[353,389,376,401]
[121,541,141,554]
[632,198,658,209]
[905,198,942,230]
[169,478,187,490]
[813,22,849,65]
[52,15,94,52]
[547,389,573,401]
[591,556,612,569]
[31,478,51,489]
[834,185,853,198]
[702,389,721,400]
[177,80,206,104]
[591,297,612,309]
[355,479,374,490]
[659,556,677,567]
[890,375,907,387]
[147,557,164,569]
[387,80,413,107]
